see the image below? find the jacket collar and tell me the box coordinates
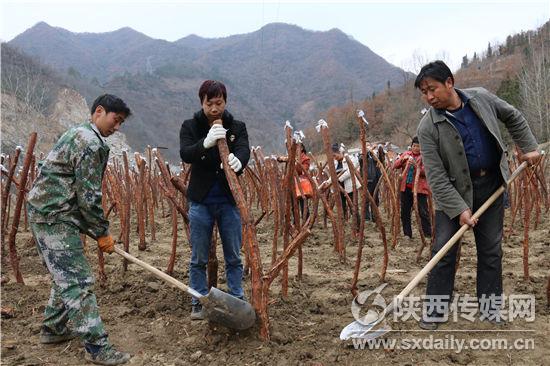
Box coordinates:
[456,88,473,103]
[88,121,106,144]
[431,87,474,124]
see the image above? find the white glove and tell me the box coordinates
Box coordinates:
[319,179,331,189]
[228,153,242,172]
[338,170,348,182]
[203,124,227,149]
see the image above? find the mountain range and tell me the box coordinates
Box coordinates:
[8,22,410,161]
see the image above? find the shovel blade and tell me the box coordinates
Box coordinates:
[202,287,256,330]
[340,320,391,341]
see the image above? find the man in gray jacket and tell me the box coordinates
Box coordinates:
[415,61,540,330]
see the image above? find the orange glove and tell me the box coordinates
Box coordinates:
[97,235,115,254]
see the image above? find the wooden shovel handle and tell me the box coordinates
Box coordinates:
[113,247,203,299]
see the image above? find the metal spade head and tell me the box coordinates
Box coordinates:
[202,287,256,330]
[340,308,391,341]
[340,319,391,341]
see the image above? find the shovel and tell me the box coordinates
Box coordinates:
[114,247,256,330]
[341,161,529,341]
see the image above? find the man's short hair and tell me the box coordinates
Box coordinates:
[199,80,227,103]
[331,143,340,153]
[411,136,419,145]
[91,94,131,117]
[414,60,454,89]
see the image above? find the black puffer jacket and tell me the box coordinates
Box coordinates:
[179,110,250,205]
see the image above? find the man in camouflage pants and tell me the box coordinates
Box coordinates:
[27,94,131,365]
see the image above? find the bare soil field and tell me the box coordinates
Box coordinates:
[1,211,549,365]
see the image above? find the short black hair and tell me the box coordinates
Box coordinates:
[414,60,454,89]
[331,143,340,153]
[199,80,227,103]
[411,136,419,145]
[91,94,131,117]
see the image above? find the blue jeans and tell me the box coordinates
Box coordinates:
[188,201,244,305]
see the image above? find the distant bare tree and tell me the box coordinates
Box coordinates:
[393,120,417,141]
[409,50,432,74]
[1,44,52,114]
[403,50,452,75]
[518,36,550,142]
[385,80,425,143]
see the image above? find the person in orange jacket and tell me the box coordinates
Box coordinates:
[277,142,312,219]
[393,136,432,239]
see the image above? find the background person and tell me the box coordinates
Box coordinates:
[392,136,432,240]
[278,142,312,220]
[325,143,362,228]
[360,144,383,222]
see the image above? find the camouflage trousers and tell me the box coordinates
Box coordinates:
[30,222,108,347]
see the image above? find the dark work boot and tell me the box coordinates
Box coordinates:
[190,304,205,320]
[85,344,131,365]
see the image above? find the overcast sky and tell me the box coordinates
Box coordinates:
[2,0,549,72]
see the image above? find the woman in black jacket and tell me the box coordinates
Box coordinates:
[179,80,250,320]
